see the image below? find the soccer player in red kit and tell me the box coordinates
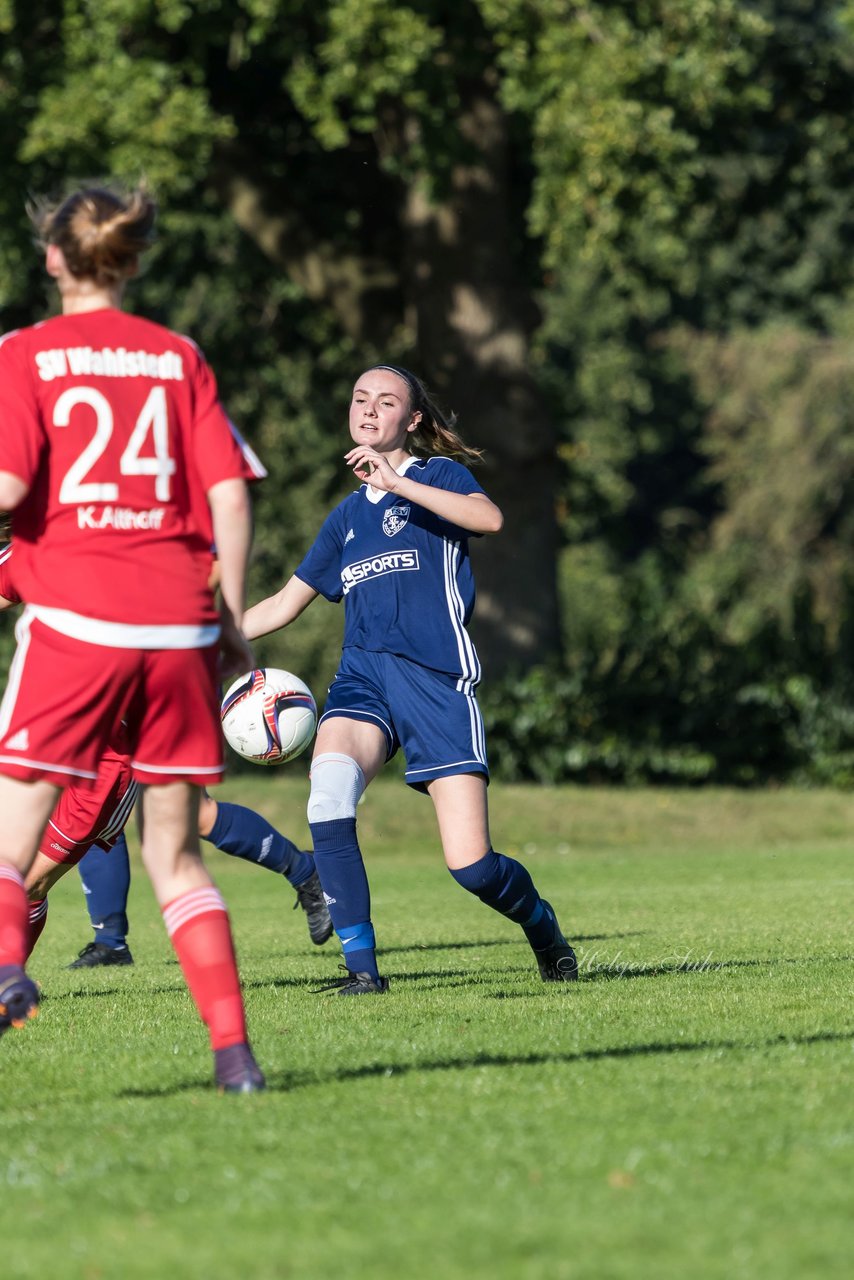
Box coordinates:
[0,185,266,1091]
[0,540,332,963]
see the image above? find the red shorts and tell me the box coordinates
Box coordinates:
[38,732,137,865]
[0,614,225,788]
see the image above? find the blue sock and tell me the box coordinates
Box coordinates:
[309,818,379,980]
[450,849,556,950]
[204,802,314,887]
[77,832,131,948]
[335,921,378,977]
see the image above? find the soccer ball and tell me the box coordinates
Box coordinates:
[220,668,317,765]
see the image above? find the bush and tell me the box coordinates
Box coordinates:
[480,633,854,788]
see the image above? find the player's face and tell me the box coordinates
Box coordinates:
[349,370,420,454]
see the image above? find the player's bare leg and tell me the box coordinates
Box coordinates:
[0,776,58,1033]
[139,781,208,903]
[0,775,61,875]
[428,773,578,983]
[427,773,491,870]
[140,781,264,1092]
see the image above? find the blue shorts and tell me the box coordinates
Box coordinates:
[320,647,489,792]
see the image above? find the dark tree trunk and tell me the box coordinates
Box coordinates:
[215,89,562,676]
[397,91,562,674]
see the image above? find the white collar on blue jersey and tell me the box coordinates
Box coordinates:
[365,453,419,503]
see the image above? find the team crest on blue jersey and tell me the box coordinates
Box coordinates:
[382,504,410,537]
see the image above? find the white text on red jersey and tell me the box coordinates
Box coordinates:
[35,347,185,382]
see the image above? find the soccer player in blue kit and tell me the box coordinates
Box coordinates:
[243,364,577,993]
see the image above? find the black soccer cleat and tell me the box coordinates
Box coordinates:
[0,965,40,1036]
[214,1042,266,1094]
[67,941,134,969]
[315,965,389,995]
[533,902,579,982]
[293,869,334,945]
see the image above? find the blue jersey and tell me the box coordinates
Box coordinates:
[296,456,486,688]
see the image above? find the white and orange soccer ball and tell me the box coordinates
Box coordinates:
[220,668,317,765]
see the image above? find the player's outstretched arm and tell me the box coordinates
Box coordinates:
[396,483,503,534]
[344,446,503,534]
[243,575,318,641]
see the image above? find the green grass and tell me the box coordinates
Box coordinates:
[2,780,851,1280]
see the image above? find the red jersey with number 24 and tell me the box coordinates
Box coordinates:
[0,308,265,630]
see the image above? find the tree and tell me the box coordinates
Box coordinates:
[676,323,854,654]
[0,0,565,675]
[6,1,854,782]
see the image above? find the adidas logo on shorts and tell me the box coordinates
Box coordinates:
[4,728,29,751]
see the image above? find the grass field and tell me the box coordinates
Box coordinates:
[2,779,851,1280]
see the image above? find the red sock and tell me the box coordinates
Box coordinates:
[0,864,29,967]
[162,886,247,1050]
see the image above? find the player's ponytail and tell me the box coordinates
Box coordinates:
[368,364,483,464]
[29,185,157,286]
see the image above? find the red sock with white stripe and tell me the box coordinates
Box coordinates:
[26,898,48,960]
[0,864,29,967]
[162,885,247,1050]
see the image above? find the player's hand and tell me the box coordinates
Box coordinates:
[218,611,254,680]
[345,446,399,493]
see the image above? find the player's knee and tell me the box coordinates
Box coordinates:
[307,753,366,824]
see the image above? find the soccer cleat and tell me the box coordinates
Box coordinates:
[293,869,334,945]
[533,902,579,982]
[67,941,134,969]
[214,1042,266,1094]
[315,965,389,995]
[0,965,40,1036]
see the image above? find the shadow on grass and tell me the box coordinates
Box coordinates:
[44,948,850,1008]
[379,938,509,956]
[46,982,186,1001]
[480,953,852,994]
[118,1027,853,1099]
[35,970,483,1001]
[48,947,840,1005]
[378,932,644,957]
